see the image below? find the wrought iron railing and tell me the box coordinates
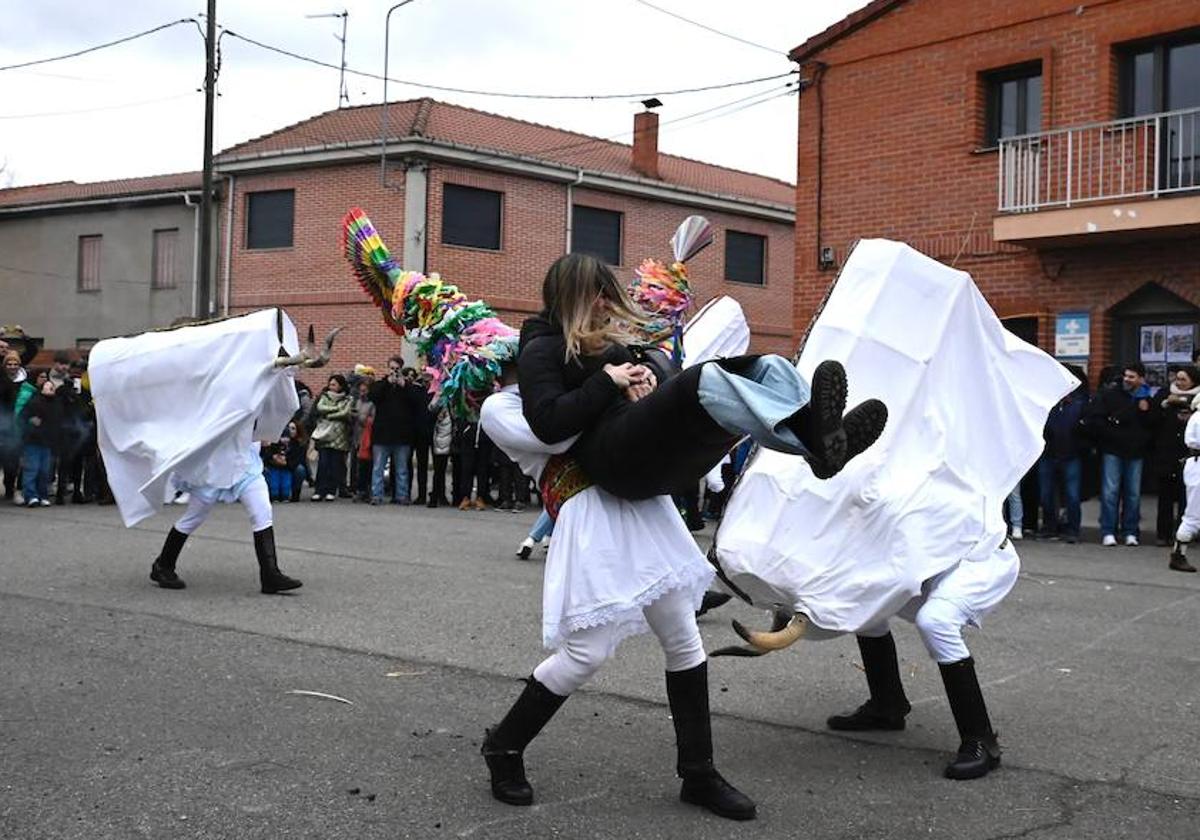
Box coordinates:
[998,106,1200,212]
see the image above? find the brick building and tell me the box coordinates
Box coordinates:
[214,98,796,373]
[790,0,1200,387]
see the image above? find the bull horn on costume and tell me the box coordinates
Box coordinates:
[274,325,343,369]
[732,611,808,653]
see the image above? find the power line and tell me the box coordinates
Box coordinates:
[632,0,784,56]
[0,91,196,120]
[0,19,197,72]
[221,28,794,100]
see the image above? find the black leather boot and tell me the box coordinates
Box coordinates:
[481,677,567,806]
[254,527,302,594]
[695,590,732,617]
[150,527,189,590]
[828,633,912,731]
[666,662,756,821]
[939,657,1001,780]
[786,360,848,479]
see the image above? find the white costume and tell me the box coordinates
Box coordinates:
[1175,409,1200,543]
[481,386,712,695]
[90,309,306,594]
[90,308,300,527]
[714,240,1077,657]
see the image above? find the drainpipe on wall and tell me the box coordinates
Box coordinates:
[564,169,584,253]
[182,192,201,318]
[222,173,235,316]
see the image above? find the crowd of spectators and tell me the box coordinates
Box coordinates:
[3,334,1199,564]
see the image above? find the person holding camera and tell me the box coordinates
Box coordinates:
[368,356,417,505]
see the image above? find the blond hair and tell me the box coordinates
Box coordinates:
[541,254,650,361]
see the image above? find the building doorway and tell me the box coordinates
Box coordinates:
[1110,283,1200,389]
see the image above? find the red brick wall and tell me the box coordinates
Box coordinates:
[221,158,795,384]
[793,0,1200,381]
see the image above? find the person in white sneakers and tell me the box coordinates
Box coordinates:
[1168,394,1200,573]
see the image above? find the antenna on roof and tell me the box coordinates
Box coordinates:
[306,10,350,108]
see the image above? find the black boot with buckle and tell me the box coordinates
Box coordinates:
[939,657,1002,780]
[481,677,567,806]
[666,662,756,821]
[828,633,912,731]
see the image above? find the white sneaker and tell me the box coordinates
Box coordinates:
[26,497,38,508]
[1124,534,1139,547]
[1102,534,1117,546]
[39,498,51,507]
[540,535,551,550]
[516,537,535,560]
[1011,526,1023,540]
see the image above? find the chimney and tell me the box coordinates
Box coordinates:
[632,103,661,179]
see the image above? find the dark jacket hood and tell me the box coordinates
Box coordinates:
[519,312,561,353]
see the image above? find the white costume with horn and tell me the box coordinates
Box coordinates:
[90,308,301,528]
[714,240,1077,657]
[90,308,311,594]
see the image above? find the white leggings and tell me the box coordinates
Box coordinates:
[860,597,972,664]
[1176,460,1200,543]
[532,587,706,697]
[174,474,274,536]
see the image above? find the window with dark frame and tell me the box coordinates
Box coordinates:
[724,230,766,285]
[570,205,622,265]
[77,235,102,292]
[442,184,502,250]
[1119,32,1200,190]
[984,63,1042,147]
[151,228,179,289]
[246,189,295,250]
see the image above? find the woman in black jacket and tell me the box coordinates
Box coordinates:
[517,254,887,500]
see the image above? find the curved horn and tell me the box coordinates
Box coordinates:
[731,612,808,653]
[303,326,343,368]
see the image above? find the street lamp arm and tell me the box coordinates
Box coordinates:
[381,0,419,187]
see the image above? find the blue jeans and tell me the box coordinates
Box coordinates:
[1038,455,1081,537]
[372,443,411,502]
[1005,486,1023,531]
[697,356,812,456]
[21,443,52,502]
[265,466,293,501]
[1099,454,1143,538]
[529,508,554,542]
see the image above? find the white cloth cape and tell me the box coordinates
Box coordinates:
[683,295,750,364]
[714,240,1078,634]
[90,309,300,527]
[481,387,713,650]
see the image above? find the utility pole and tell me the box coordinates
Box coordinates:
[306,11,350,109]
[198,0,217,318]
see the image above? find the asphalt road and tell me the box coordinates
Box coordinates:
[1,497,1198,839]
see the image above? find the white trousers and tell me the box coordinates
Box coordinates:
[859,541,1020,664]
[174,473,274,535]
[1176,458,1200,543]
[532,587,705,697]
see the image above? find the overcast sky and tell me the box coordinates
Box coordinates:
[0,0,870,188]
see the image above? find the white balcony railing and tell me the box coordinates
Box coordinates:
[998,106,1200,213]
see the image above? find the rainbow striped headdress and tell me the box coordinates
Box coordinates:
[341,208,518,420]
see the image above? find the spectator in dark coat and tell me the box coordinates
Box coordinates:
[369,356,417,504]
[1152,365,1200,545]
[19,379,63,506]
[1082,363,1157,546]
[406,368,436,505]
[1038,365,1089,542]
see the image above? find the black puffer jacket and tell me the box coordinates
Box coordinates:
[516,312,735,499]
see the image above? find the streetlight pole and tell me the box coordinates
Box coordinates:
[380,0,418,187]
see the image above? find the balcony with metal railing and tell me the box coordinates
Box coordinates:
[994,106,1200,247]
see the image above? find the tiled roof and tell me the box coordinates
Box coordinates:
[788,0,905,63]
[217,98,795,208]
[0,172,202,210]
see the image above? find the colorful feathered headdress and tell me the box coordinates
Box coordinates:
[341,208,517,420]
[627,215,714,364]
